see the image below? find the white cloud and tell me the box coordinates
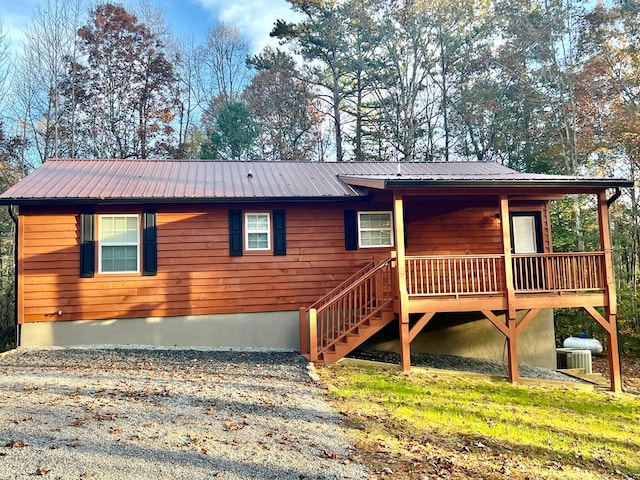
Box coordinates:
[195,0,299,53]
[1,9,34,52]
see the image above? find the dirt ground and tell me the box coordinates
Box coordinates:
[592,354,640,393]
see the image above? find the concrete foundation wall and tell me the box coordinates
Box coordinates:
[20,309,557,369]
[364,309,557,369]
[20,311,300,350]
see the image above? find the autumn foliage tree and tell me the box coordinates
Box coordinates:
[61,3,179,159]
[244,48,322,162]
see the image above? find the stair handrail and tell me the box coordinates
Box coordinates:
[312,256,392,313]
[307,260,375,310]
[300,256,393,360]
[314,256,394,358]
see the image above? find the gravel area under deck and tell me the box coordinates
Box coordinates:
[349,349,585,383]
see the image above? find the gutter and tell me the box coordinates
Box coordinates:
[6,205,19,348]
[382,178,634,190]
[0,195,372,207]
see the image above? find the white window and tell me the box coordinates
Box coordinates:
[358,211,393,248]
[98,215,140,273]
[245,213,271,251]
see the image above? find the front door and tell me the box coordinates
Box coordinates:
[510,213,543,290]
[511,213,541,254]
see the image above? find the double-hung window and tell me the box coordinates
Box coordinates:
[358,211,393,248]
[98,215,140,273]
[245,213,271,251]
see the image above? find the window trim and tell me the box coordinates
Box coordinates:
[97,214,141,274]
[357,211,394,248]
[244,212,271,251]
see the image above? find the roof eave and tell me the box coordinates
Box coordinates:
[0,194,370,207]
[339,176,634,192]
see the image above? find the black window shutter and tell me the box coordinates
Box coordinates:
[142,210,158,276]
[344,210,358,251]
[273,209,286,256]
[229,209,243,256]
[79,212,95,278]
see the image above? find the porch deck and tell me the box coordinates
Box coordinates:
[403,252,608,312]
[300,250,614,386]
[300,191,622,392]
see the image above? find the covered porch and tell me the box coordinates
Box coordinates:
[394,188,621,391]
[301,176,629,392]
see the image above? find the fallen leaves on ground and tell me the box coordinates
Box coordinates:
[320,449,344,460]
[223,419,248,431]
[593,355,640,393]
[4,440,28,448]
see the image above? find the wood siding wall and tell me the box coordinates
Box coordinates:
[19,203,384,323]
[18,196,550,324]
[404,196,550,256]
[405,197,503,255]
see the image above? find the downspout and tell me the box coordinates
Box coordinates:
[606,187,622,207]
[7,205,19,347]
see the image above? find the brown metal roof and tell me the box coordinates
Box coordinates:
[0,159,631,205]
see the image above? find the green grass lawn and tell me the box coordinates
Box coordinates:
[318,362,640,480]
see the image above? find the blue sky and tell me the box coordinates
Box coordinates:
[0,0,297,53]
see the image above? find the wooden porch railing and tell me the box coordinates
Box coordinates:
[406,255,505,296]
[300,257,393,361]
[300,252,606,361]
[512,252,605,292]
[405,252,606,297]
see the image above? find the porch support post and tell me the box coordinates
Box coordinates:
[605,317,622,392]
[499,195,519,384]
[309,308,318,362]
[597,191,622,392]
[394,192,411,371]
[299,307,309,357]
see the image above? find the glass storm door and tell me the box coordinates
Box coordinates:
[511,214,540,254]
[510,213,543,290]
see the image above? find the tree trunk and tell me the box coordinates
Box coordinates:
[333,70,343,162]
[439,28,450,162]
[355,72,363,162]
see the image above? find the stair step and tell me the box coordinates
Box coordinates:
[319,314,396,364]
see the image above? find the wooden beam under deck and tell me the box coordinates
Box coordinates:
[512,292,608,309]
[402,291,607,314]
[409,312,436,343]
[403,296,508,313]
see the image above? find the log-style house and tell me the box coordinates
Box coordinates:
[0,159,631,391]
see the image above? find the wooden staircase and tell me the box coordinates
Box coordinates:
[299,257,396,364]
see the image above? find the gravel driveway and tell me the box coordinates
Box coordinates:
[0,348,370,480]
